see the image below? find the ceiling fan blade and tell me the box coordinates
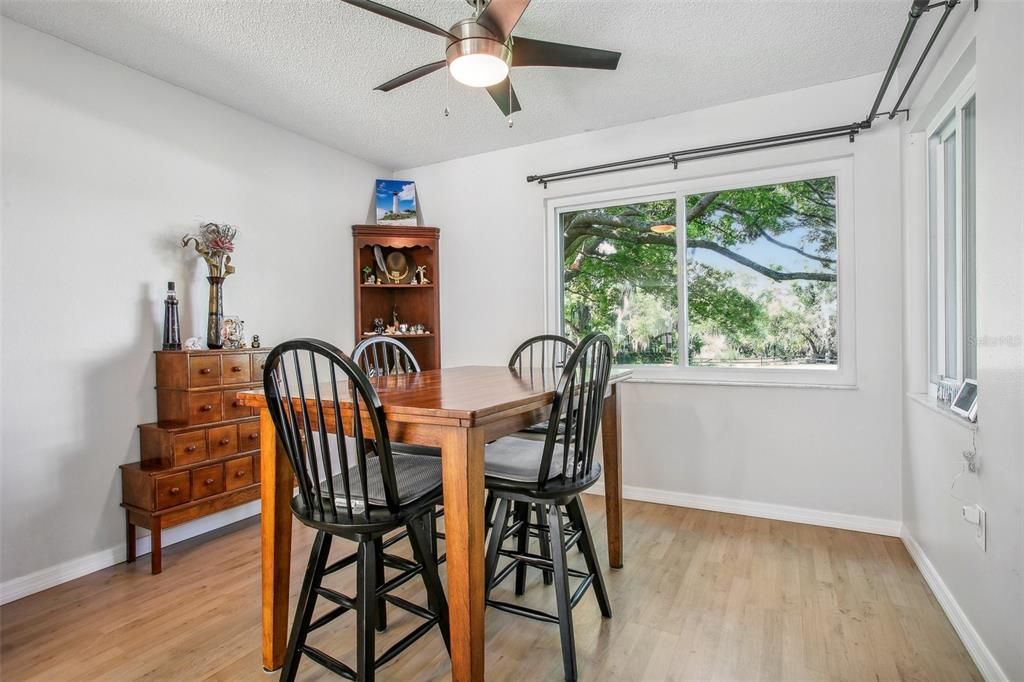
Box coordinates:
[337,0,456,40]
[374,60,447,92]
[511,36,621,70]
[486,78,522,117]
[476,0,531,42]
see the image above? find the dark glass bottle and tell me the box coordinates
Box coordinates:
[162,281,182,351]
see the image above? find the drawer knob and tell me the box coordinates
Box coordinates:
[199,368,212,375]
[185,445,196,453]
[233,401,241,408]
[235,470,246,478]
[231,366,243,372]
[249,433,258,440]
[219,438,230,445]
[200,404,213,412]
[170,487,180,495]
[204,477,215,485]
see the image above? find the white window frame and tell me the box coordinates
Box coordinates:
[926,71,976,388]
[544,157,856,387]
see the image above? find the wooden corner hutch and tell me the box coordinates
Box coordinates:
[120,348,268,573]
[352,225,441,370]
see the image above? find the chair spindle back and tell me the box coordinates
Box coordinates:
[508,334,576,384]
[352,336,420,378]
[537,333,613,489]
[263,338,400,524]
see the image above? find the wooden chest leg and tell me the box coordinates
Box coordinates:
[125,511,136,563]
[150,517,162,575]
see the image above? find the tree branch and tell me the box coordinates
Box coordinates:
[687,239,835,282]
[756,229,835,265]
[563,223,836,282]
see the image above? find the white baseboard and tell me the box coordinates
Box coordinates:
[0,501,261,606]
[587,482,902,536]
[901,530,1009,682]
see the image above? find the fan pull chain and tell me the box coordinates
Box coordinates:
[507,77,514,128]
[443,70,450,118]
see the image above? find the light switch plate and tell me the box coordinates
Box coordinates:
[975,506,986,551]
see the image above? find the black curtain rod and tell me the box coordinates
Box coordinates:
[527,0,959,187]
[527,129,860,187]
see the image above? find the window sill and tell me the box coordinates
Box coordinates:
[906,393,978,431]
[624,368,857,390]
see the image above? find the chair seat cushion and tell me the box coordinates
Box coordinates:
[325,453,442,509]
[484,436,564,483]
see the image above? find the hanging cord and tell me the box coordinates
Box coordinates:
[949,429,979,503]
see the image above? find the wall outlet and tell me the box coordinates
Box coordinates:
[961,504,986,550]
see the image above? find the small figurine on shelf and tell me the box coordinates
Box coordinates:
[251,334,261,349]
[392,306,400,328]
[415,265,430,285]
[373,317,385,335]
[399,323,409,334]
[185,336,203,350]
[362,265,374,284]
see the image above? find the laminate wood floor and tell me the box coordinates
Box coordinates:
[0,496,981,681]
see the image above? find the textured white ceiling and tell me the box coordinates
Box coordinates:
[2,0,912,169]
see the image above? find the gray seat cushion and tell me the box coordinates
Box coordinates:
[325,453,442,509]
[484,436,565,483]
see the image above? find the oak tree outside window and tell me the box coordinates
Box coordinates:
[554,163,848,383]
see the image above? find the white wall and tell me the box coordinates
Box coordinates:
[899,3,1024,681]
[398,73,904,529]
[0,19,385,594]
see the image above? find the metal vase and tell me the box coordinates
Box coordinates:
[206,276,225,349]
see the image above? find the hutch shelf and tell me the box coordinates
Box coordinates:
[352,225,441,370]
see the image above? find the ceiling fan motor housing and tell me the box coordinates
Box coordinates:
[445,18,512,70]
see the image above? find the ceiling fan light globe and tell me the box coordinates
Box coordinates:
[449,53,509,87]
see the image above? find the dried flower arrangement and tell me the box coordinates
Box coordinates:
[181,222,237,278]
[181,222,239,348]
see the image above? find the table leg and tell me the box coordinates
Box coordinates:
[260,408,293,672]
[601,383,623,569]
[440,427,486,682]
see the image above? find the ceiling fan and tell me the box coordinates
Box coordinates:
[339,0,622,118]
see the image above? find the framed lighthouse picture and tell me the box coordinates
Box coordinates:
[374,179,418,225]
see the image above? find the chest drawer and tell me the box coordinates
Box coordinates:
[222,389,252,421]
[155,473,191,510]
[190,391,223,424]
[208,424,238,459]
[225,455,254,491]
[251,352,270,380]
[221,354,252,385]
[189,355,222,387]
[238,420,260,451]
[173,430,208,466]
[191,464,225,501]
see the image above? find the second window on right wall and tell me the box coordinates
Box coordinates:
[928,78,977,386]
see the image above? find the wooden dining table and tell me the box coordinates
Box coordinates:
[238,364,632,681]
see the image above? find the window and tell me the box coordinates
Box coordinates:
[550,159,853,384]
[927,77,976,385]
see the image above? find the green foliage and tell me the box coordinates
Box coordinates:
[562,178,838,366]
